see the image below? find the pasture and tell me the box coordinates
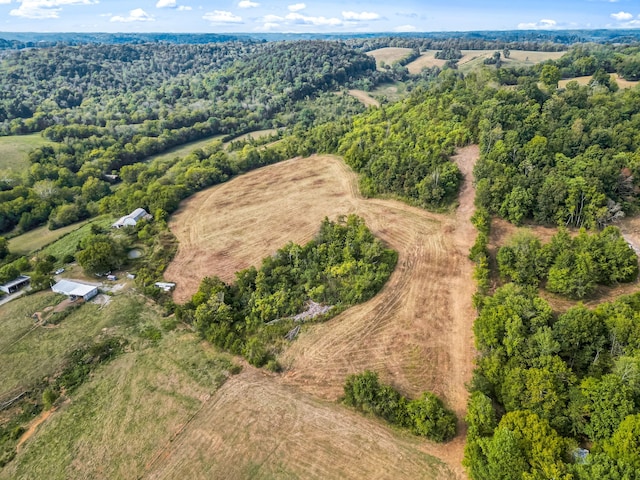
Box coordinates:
[366,47,414,69]
[0,133,51,174]
[559,73,639,89]
[166,149,479,475]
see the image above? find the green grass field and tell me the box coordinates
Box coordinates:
[0,133,52,173]
[8,216,113,258]
[0,293,148,398]
[145,134,225,165]
[0,291,238,480]
[370,82,409,102]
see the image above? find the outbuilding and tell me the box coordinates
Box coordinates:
[112,208,151,229]
[51,279,99,301]
[0,275,31,294]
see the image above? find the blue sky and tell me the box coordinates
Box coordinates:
[0,0,639,33]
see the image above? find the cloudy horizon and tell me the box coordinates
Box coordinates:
[0,0,639,33]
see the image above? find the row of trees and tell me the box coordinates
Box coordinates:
[343,370,457,442]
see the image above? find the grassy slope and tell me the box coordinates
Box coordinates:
[0,134,52,173]
[0,295,238,480]
[0,293,139,398]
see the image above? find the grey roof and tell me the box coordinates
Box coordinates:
[0,275,30,289]
[52,279,98,297]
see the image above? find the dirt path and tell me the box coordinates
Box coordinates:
[16,407,55,450]
[165,149,480,477]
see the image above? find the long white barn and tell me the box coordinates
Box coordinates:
[51,279,99,301]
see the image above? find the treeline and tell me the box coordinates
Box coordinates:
[475,71,640,228]
[498,227,638,299]
[343,371,457,442]
[176,215,397,368]
[465,284,640,479]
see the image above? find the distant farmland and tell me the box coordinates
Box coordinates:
[0,133,52,173]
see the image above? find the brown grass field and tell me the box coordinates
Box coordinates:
[166,148,479,477]
[559,73,639,89]
[367,47,414,69]
[142,368,458,480]
[345,89,380,107]
[406,49,566,74]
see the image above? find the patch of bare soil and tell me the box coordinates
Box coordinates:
[166,148,480,477]
[16,407,56,450]
[143,368,461,480]
[346,89,380,108]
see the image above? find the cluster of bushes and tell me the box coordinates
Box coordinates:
[343,371,457,442]
[177,215,397,367]
[498,226,638,298]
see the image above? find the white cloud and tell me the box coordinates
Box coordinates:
[0,0,12,4]
[110,8,155,22]
[10,0,97,19]
[156,0,175,7]
[342,11,380,21]
[177,5,191,10]
[288,3,305,12]
[285,12,341,26]
[394,24,416,32]
[263,14,283,22]
[203,10,242,23]
[611,11,633,21]
[517,18,557,29]
[258,22,280,31]
[238,0,259,7]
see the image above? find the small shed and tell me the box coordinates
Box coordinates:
[112,208,151,229]
[0,275,31,294]
[51,279,99,301]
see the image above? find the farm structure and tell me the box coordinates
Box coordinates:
[0,275,30,294]
[112,208,151,229]
[51,279,99,301]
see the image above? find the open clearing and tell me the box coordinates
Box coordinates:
[0,133,52,173]
[405,49,566,74]
[167,149,479,476]
[345,89,380,107]
[142,368,458,480]
[367,47,413,69]
[559,73,639,89]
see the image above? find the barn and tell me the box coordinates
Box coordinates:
[51,279,99,301]
[112,208,151,229]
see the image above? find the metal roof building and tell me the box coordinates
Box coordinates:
[51,279,99,301]
[0,275,30,294]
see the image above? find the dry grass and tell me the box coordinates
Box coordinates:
[230,128,278,143]
[406,51,447,73]
[143,368,459,480]
[166,149,480,476]
[367,47,414,69]
[345,89,380,107]
[405,50,565,75]
[559,73,639,89]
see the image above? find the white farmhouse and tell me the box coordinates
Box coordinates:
[112,208,151,229]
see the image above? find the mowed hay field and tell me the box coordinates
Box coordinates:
[559,73,640,89]
[367,47,414,69]
[406,49,566,74]
[166,149,479,476]
[143,368,457,480]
